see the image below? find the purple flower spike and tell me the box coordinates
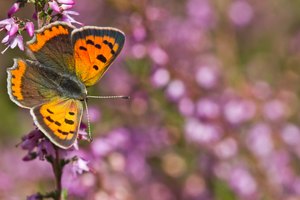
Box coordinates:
[25,22,34,37]
[7,2,20,17]
[57,0,75,5]
[49,1,61,13]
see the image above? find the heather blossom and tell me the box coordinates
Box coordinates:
[49,0,82,25]
[7,2,21,17]
[0,0,82,54]
[0,18,24,54]
[20,126,90,199]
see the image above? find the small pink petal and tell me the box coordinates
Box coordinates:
[60,4,73,10]
[10,37,18,49]
[8,24,18,37]
[72,158,89,175]
[1,35,9,43]
[63,10,79,15]
[62,11,83,25]
[0,18,14,27]
[57,0,75,5]
[25,22,35,37]
[49,1,61,13]
[16,35,24,51]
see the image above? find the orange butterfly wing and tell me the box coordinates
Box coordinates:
[27,22,76,73]
[71,27,125,86]
[7,59,59,108]
[31,97,83,149]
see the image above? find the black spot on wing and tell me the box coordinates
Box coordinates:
[55,121,61,126]
[65,118,74,125]
[46,116,54,123]
[86,40,94,45]
[97,54,107,63]
[103,40,113,49]
[93,65,99,70]
[58,129,69,135]
[95,44,101,49]
[79,46,87,51]
[47,109,54,114]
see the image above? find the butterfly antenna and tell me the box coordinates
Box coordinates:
[87,95,130,99]
[83,98,93,142]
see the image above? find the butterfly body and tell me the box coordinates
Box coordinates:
[34,63,87,100]
[7,22,125,149]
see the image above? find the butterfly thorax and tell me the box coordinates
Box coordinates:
[58,74,87,100]
[35,62,87,100]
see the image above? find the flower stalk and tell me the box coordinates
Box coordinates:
[53,147,63,200]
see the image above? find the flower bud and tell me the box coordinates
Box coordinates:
[25,22,34,37]
[7,2,20,17]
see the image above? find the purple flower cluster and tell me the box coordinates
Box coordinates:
[0,17,33,54]
[19,126,90,199]
[48,0,82,25]
[20,127,89,168]
[0,0,82,54]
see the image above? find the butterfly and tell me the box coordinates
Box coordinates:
[7,22,125,149]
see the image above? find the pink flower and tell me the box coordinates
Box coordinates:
[61,10,83,25]
[229,1,253,27]
[49,0,75,13]
[0,18,25,53]
[229,167,257,196]
[25,21,35,37]
[48,0,82,25]
[1,34,24,54]
[21,129,43,151]
[72,158,90,175]
[166,79,185,101]
[8,23,18,37]
[20,126,88,161]
[7,2,20,17]
[0,18,15,32]
[151,68,170,88]
[49,1,61,13]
